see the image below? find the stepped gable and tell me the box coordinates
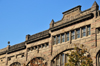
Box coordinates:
[50,5,94,31]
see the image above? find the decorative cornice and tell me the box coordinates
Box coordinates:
[26,30,50,44]
[0,42,25,55]
[0,30,50,54]
[8,42,25,53]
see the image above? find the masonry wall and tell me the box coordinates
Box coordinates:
[0,2,100,66]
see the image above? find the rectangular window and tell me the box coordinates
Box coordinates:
[57,35,60,44]
[82,27,86,37]
[96,27,100,34]
[42,44,45,48]
[65,54,69,63]
[87,25,91,35]
[71,31,75,40]
[61,34,65,42]
[61,54,64,66]
[52,61,55,66]
[32,47,34,50]
[66,32,69,41]
[76,29,80,38]
[46,43,49,47]
[56,55,60,66]
[53,36,56,45]
[35,46,37,50]
[39,45,41,49]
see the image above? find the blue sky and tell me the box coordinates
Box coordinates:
[0,0,100,49]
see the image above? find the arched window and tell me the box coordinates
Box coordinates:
[52,53,65,66]
[97,51,100,66]
[27,57,47,66]
[10,62,21,66]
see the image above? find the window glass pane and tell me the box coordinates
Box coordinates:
[57,35,60,43]
[46,43,49,47]
[32,47,34,50]
[71,31,75,39]
[87,25,91,35]
[61,54,64,66]
[82,27,86,37]
[98,28,100,33]
[62,34,65,42]
[56,55,60,66]
[42,44,45,48]
[35,46,37,49]
[77,29,80,38]
[66,32,69,41]
[65,54,69,63]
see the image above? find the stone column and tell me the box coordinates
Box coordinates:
[60,34,62,43]
[56,36,58,44]
[55,58,57,66]
[25,43,28,62]
[59,54,61,66]
[80,28,82,38]
[69,31,71,44]
[98,11,99,16]
[86,26,88,36]
[75,30,77,39]
[50,36,53,55]
[65,33,67,42]
[37,46,39,53]
[6,45,10,66]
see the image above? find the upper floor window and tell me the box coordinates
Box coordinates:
[76,29,80,38]
[96,27,100,34]
[61,34,65,42]
[57,35,60,44]
[53,36,56,45]
[28,48,31,51]
[82,27,86,37]
[71,31,75,39]
[39,45,41,49]
[46,43,49,47]
[66,32,69,41]
[42,44,45,48]
[87,25,91,35]
[32,47,34,50]
[35,46,38,50]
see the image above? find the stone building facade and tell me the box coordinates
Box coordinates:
[0,1,100,66]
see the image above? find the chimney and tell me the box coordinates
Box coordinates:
[26,34,30,41]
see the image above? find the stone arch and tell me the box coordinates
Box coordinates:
[10,62,21,66]
[8,58,25,66]
[26,53,49,65]
[50,43,100,66]
[95,48,100,66]
[50,43,91,61]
